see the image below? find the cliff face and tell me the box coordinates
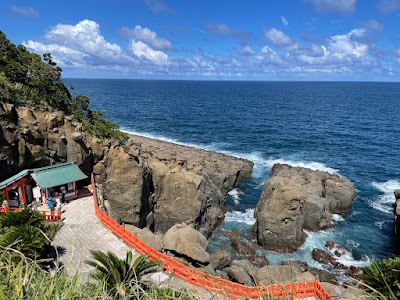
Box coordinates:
[100,135,254,238]
[0,102,105,180]
[1,103,254,238]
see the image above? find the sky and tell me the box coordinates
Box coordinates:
[1,0,400,81]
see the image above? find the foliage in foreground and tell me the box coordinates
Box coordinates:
[0,31,128,142]
[0,208,46,258]
[86,250,159,299]
[360,256,400,300]
[0,249,195,300]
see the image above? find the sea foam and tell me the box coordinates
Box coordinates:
[227,188,244,205]
[369,179,400,214]
[225,209,255,226]
[265,158,339,174]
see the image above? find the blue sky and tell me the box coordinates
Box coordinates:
[1,0,400,81]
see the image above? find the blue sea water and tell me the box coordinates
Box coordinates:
[65,79,400,268]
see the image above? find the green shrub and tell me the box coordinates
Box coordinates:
[361,257,400,299]
[0,208,44,229]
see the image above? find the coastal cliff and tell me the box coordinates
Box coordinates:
[99,135,253,237]
[0,102,253,238]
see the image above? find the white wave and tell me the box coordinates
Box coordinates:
[335,253,371,268]
[332,214,345,223]
[369,179,400,214]
[347,239,360,248]
[372,180,400,194]
[374,221,384,229]
[228,188,243,205]
[264,158,339,174]
[225,209,255,226]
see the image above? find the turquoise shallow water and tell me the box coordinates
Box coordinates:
[65,79,400,267]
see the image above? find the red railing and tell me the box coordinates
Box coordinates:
[91,175,333,299]
[40,210,61,222]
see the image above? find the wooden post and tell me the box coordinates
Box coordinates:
[20,178,27,205]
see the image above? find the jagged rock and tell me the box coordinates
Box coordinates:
[0,104,95,181]
[93,162,105,175]
[223,265,253,284]
[220,230,240,239]
[231,239,256,256]
[254,164,356,252]
[395,189,400,200]
[312,248,335,265]
[71,132,83,141]
[210,250,232,270]
[325,241,352,257]
[163,223,209,263]
[249,254,269,267]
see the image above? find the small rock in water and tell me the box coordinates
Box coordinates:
[231,239,256,256]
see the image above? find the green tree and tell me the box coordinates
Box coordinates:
[86,251,159,298]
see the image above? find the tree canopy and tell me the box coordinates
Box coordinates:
[0,31,128,141]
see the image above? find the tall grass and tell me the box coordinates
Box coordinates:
[0,248,196,300]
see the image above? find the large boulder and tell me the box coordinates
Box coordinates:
[163,223,210,263]
[254,164,356,252]
[210,250,232,270]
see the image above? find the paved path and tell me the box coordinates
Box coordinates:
[51,196,224,299]
[52,196,134,281]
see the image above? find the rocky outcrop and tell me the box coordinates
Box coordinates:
[0,102,102,181]
[254,164,356,252]
[163,223,210,263]
[394,189,400,255]
[210,250,232,270]
[102,134,253,237]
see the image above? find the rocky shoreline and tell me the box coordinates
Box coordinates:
[0,103,365,297]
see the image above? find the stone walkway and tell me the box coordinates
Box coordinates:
[52,196,135,281]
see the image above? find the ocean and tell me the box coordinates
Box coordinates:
[65,79,400,269]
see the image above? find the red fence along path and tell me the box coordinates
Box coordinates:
[91,176,333,299]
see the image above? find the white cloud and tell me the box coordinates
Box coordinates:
[304,0,357,14]
[365,19,384,31]
[23,19,133,71]
[328,29,368,59]
[44,20,124,59]
[131,41,169,65]
[281,16,289,26]
[265,28,297,49]
[9,5,39,18]
[121,25,172,50]
[239,46,257,56]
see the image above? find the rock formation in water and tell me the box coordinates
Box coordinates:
[254,163,356,252]
[1,102,253,239]
[100,134,253,238]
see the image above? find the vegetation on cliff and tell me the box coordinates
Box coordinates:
[0,31,128,141]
